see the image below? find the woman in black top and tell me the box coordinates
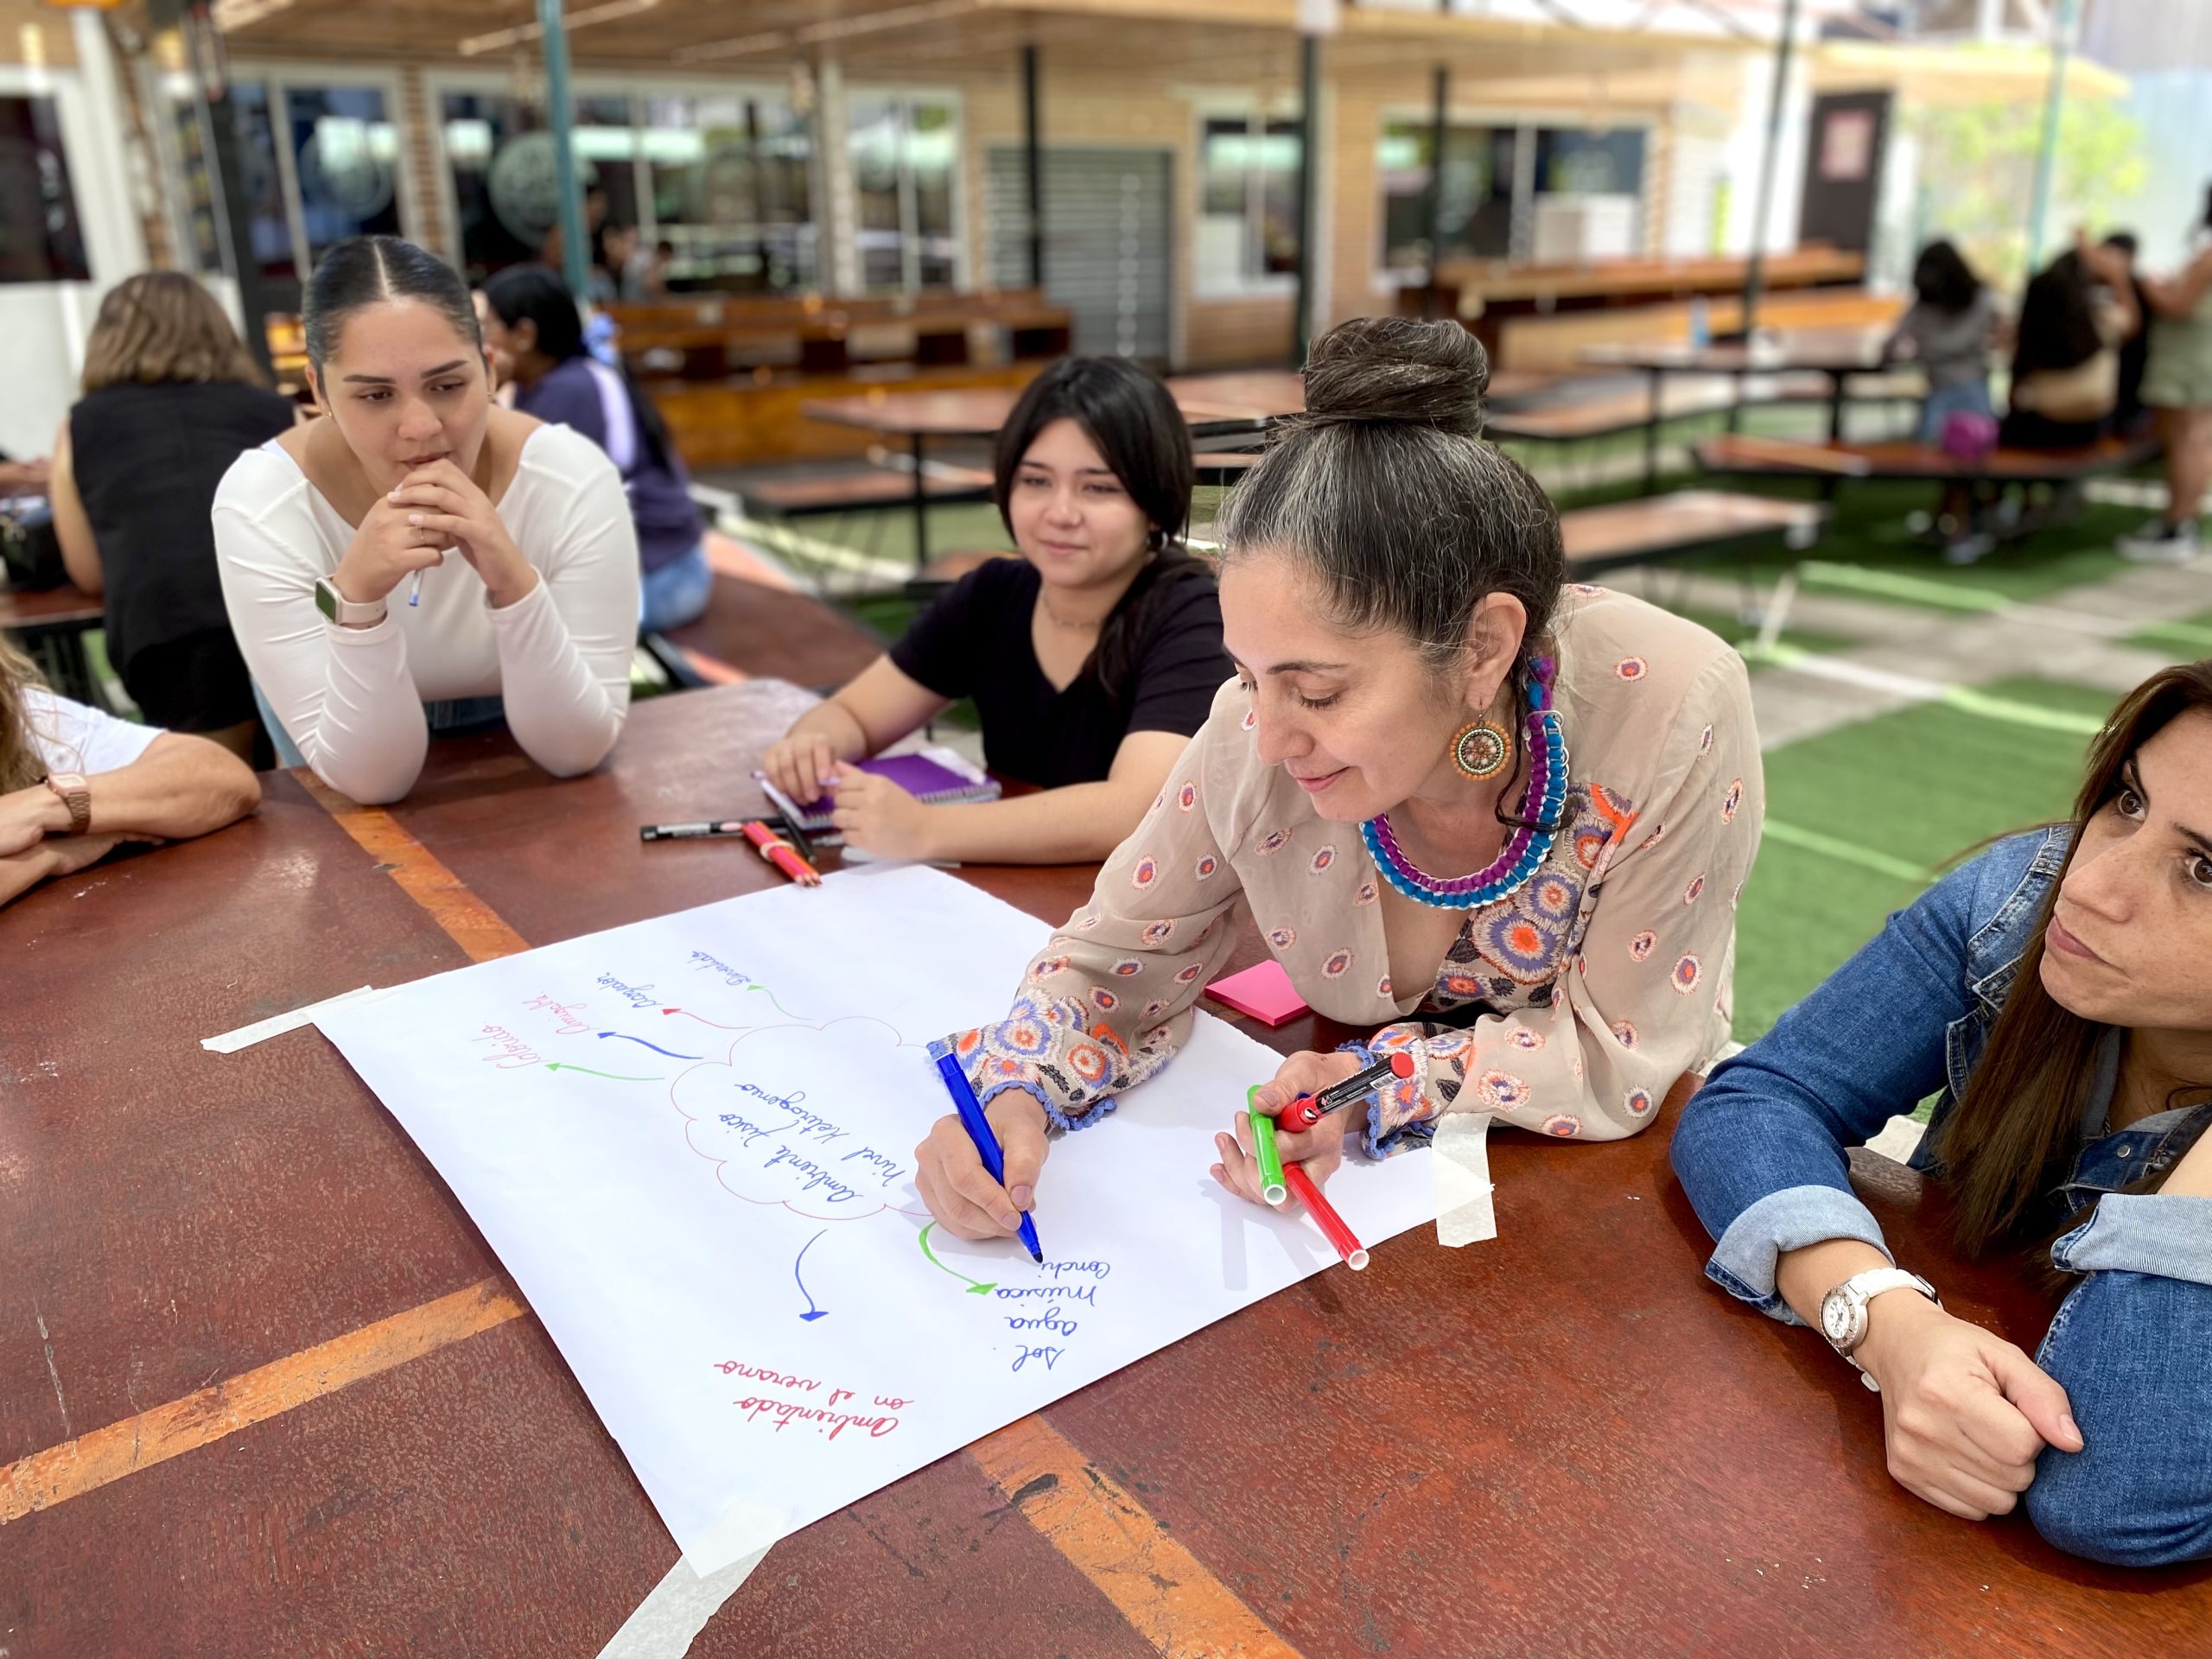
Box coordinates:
[761,356,1230,863]
[49,272,297,760]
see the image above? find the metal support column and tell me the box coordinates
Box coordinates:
[1022,43,1045,290]
[537,0,590,299]
[1422,64,1450,319]
[1292,32,1319,364]
[1740,0,1802,340]
[2024,0,2082,274]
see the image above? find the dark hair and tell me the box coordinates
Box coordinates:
[992,356,1202,701]
[2101,231,2139,258]
[2202,183,2212,232]
[1937,660,2212,1254]
[1217,316,1563,831]
[2012,250,2110,384]
[1220,317,1559,672]
[304,235,480,374]
[481,262,681,478]
[1910,239,1981,315]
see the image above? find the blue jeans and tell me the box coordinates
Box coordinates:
[1916,380,1995,444]
[252,680,507,770]
[639,538,712,633]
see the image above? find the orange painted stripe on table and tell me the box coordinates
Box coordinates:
[0,1278,525,1526]
[293,768,531,962]
[970,1414,1304,1659]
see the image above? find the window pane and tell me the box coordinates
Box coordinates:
[231,81,295,283]
[0,95,88,283]
[848,96,906,291]
[642,91,816,293]
[1531,128,1644,262]
[1533,128,1644,197]
[1256,118,1303,276]
[442,92,620,283]
[910,100,957,289]
[167,91,226,276]
[286,86,401,268]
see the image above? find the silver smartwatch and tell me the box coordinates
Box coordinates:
[1820,1267,1941,1392]
[314,576,387,628]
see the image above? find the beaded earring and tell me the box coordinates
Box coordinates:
[1451,716,1512,782]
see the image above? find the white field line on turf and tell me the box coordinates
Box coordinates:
[1747,643,2106,737]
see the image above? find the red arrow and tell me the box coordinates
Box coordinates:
[661,1007,741,1028]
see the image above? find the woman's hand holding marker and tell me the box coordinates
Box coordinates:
[915,1090,1050,1243]
[387,459,537,610]
[1210,1048,1363,1205]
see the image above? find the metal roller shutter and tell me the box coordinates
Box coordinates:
[986,145,1173,362]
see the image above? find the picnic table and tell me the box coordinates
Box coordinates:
[1,577,105,707]
[6,676,2205,1656]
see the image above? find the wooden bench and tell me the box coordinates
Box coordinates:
[2,578,105,707]
[721,461,996,519]
[1559,488,1825,575]
[903,547,1021,601]
[658,575,887,692]
[1697,430,2162,486]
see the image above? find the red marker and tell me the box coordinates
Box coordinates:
[1282,1161,1369,1271]
[741,819,821,887]
[1275,1051,1416,1132]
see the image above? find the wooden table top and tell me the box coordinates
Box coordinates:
[804,374,1292,442]
[4,679,2205,1656]
[1700,431,2163,484]
[1582,327,1897,377]
[0,580,102,631]
[1433,247,1866,305]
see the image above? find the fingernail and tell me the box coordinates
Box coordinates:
[2060,1413,2081,1442]
[996,1210,1020,1230]
[408,513,423,525]
[1010,1184,1034,1211]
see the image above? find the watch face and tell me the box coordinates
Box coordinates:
[1821,1294,1853,1344]
[315,580,338,621]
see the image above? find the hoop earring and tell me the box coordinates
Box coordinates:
[1451,716,1511,782]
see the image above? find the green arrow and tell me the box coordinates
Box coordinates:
[917,1221,997,1294]
[544,1063,661,1082]
[746,983,801,1020]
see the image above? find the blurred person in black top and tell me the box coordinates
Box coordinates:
[48,273,297,761]
[761,356,1230,865]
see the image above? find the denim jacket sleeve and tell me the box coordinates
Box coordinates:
[1669,850,1993,1321]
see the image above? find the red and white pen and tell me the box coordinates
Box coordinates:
[1274,1051,1417,1132]
[740,819,821,887]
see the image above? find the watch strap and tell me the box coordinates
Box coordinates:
[315,576,387,628]
[43,772,91,836]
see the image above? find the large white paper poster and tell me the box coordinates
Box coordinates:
[318,866,1435,1571]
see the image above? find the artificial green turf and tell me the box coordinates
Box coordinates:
[1732,677,2099,1039]
[2124,609,2212,660]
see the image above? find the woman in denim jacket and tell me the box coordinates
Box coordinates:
[1673,661,2212,1568]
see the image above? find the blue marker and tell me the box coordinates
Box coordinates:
[407,570,425,607]
[933,1051,1043,1263]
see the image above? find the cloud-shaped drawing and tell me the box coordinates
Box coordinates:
[669,1016,930,1222]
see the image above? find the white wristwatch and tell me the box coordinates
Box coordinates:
[1820,1267,1941,1392]
[314,576,387,628]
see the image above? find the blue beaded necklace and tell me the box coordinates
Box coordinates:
[1360,658,1567,911]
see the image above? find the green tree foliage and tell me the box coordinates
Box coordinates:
[1909,95,2147,289]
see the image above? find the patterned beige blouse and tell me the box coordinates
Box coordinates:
[946,585,1764,1151]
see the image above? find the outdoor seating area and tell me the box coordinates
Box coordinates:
[5,2,2211,1656]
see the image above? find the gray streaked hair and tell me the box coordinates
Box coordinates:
[1217,316,1564,684]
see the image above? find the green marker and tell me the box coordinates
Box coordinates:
[1246,1084,1287,1207]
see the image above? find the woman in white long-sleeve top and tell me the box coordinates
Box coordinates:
[213,235,637,804]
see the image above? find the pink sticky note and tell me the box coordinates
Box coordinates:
[1205,958,1309,1027]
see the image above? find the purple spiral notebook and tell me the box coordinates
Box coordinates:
[753,747,1000,836]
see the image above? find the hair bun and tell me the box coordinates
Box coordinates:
[1297,315,1490,436]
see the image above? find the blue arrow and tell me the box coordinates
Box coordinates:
[794,1230,830,1321]
[594,1031,702,1060]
